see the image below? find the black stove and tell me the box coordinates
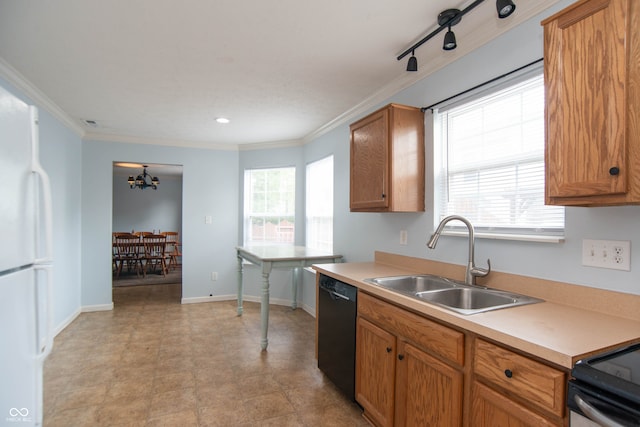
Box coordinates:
[569,343,640,426]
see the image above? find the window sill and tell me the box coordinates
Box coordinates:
[441,230,564,243]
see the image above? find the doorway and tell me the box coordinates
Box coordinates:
[111,162,183,300]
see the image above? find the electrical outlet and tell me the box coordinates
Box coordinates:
[211,272,218,281]
[582,239,631,271]
[400,230,408,245]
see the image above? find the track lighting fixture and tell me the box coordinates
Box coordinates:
[496,0,516,18]
[407,51,418,72]
[398,0,517,72]
[443,26,457,50]
[439,9,461,51]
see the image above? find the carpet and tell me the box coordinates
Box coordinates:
[112,268,182,287]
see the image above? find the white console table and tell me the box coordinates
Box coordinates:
[236,245,342,350]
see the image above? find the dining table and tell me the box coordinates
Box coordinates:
[236,245,343,350]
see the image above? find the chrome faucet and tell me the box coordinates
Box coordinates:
[427,215,491,286]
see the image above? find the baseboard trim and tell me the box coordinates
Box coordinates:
[53,308,81,337]
[181,295,236,304]
[81,303,114,312]
[181,294,315,317]
[301,302,316,318]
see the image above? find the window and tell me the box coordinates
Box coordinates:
[306,156,333,251]
[244,167,295,245]
[434,69,564,239]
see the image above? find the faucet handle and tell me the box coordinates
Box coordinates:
[471,259,491,278]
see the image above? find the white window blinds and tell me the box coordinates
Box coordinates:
[306,155,333,251]
[434,70,564,239]
[244,167,295,245]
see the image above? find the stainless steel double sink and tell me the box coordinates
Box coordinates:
[364,274,542,315]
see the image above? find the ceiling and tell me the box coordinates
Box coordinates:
[0,0,558,149]
[113,162,183,178]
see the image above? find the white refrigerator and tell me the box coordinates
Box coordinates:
[0,86,54,427]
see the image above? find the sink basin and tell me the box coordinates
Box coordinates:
[364,274,543,315]
[415,287,541,315]
[364,274,459,294]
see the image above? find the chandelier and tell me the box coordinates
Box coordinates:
[128,165,159,190]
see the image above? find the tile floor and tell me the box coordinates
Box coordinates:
[44,283,368,426]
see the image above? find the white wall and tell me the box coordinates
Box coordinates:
[303,0,640,297]
[237,146,308,305]
[81,140,239,307]
[112,169,182,235]
[3,0,637,328]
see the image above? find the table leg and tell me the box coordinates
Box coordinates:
[236,254,244,316]
[291,267,300,310]
[260,267,271,350]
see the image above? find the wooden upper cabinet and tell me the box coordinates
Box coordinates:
[543,0,640,206]
[350,103,425,212]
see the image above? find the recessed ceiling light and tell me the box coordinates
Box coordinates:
[216,117,230,124]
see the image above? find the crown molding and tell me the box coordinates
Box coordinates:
[302,0,561,144]
[0,56,85,137]
[237,139,304,151]
[1,0,561,151]
[83,131,240,151]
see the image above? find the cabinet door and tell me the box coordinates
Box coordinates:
[356,317,395,427]
[545,0,629,200]
[350,108,389,210]
[395,341,463,427]
[471,382,558,427]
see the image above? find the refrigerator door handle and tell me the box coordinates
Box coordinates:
[30,107,54,264]
[34,264,54,362]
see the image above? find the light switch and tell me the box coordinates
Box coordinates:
[205,215,212,224]
[582,239,631,271]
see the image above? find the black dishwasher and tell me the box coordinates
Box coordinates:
[317,274,358,401]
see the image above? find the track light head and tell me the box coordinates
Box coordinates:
[496,0,516,19]
[438,9,460,51]
[406,51,418,71]
[443,27,457,51]
[398,1,516,71]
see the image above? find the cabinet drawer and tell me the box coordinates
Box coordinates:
[358,292,464,366]
[473,339,566,417]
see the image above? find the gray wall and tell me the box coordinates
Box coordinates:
[301,0,640,298]
[112,168,182,235]
[2,0,638,335]
[237,146,308,305]
[81,140,239,306]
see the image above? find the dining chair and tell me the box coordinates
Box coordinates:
[112,232,133,270]
[161,231,181,270]
[142,234,169,276]
[133,231,153,240]
[113,233,143,279]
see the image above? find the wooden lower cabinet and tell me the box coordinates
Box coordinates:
[473,339,566,419]
[471,382,558,427]
[355,293,464,427]
[394,341,463,427]
[356,317,396,427]
[354,292,568,426]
